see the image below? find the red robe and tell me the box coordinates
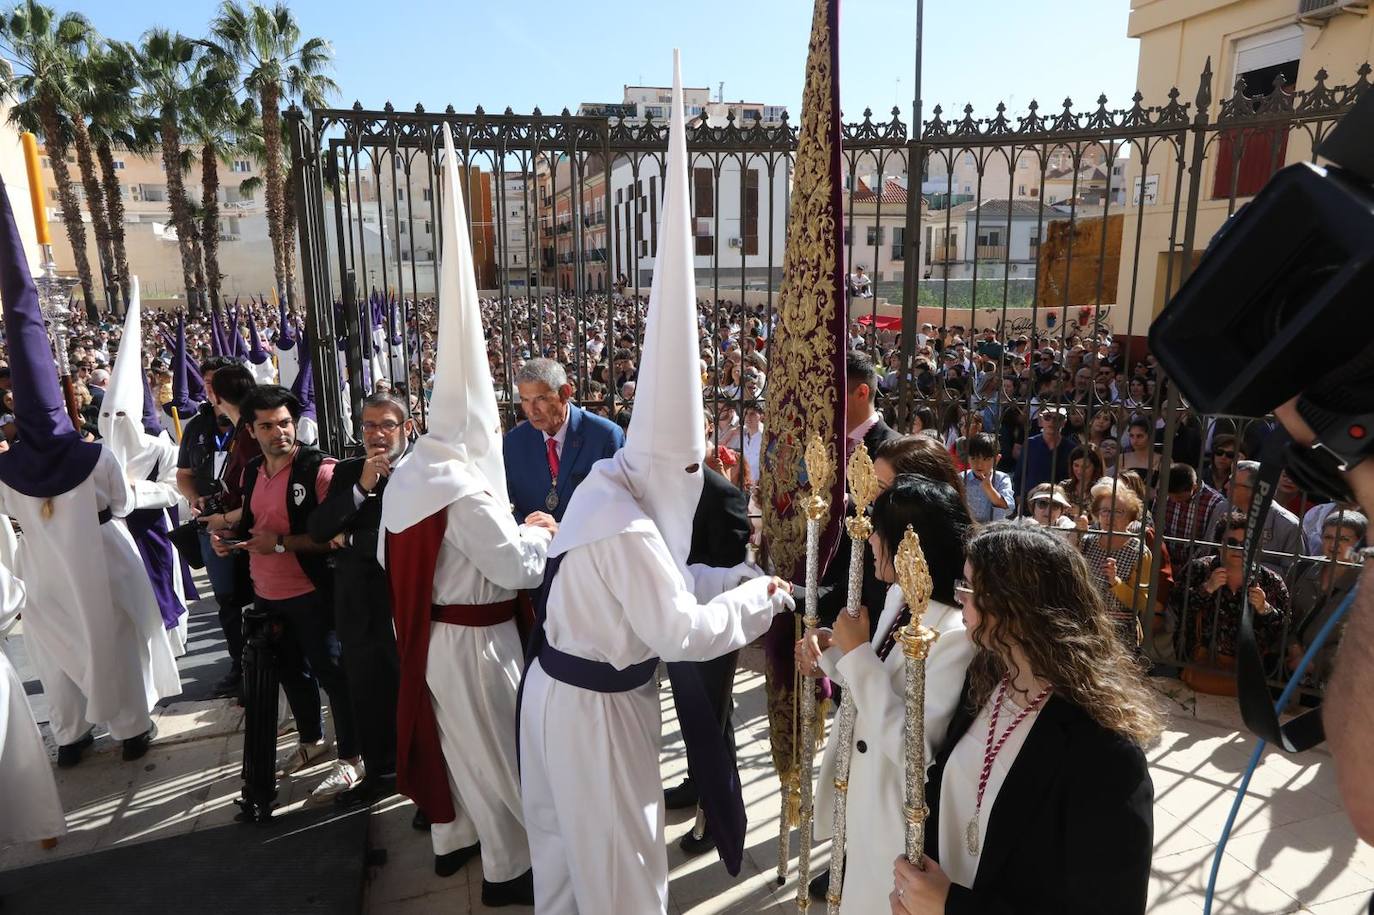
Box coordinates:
[385,508,455,823]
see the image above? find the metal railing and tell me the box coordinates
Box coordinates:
[286,61,1373,697]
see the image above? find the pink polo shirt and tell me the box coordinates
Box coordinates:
[248,449,337,601]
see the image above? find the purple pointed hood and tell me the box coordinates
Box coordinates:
[388,296,403,347]
[0,173,100,497]
[290,328,316,420]
[276,299,296,350]
[163,312,202,419]
[229,308,248,360]
[246,310,269,365]
[209,304,225,356]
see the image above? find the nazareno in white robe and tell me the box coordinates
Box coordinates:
[813,586,975,915]
[128,432,193,657]
[403,486,549,881]
[0,447,179,745]
[0,540,66,844]
[519,522,785,915]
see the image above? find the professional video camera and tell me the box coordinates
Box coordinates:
[1150,85,1374,504]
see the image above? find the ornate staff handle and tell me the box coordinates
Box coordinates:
[826,443,879,915]
[794,434,834,910]
[896,527,938,866]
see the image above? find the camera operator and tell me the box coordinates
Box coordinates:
[175,356,250,695]
[210,385,361,802]
[306,393,412,807]
[1274,401,1374,843]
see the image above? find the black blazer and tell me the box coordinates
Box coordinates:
[816,415,901,632]
[925,678,1154,915]
[688,466,751,568]
[307,455,393,642]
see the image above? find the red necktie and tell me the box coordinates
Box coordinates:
[546,437,560,482]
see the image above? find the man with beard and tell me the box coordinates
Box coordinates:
[308,393,412,807]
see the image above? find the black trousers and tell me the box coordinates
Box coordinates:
[257,591,358,760]
[333,569,399,778]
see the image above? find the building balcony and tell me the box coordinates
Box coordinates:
[975,244,1008,261]
[926,243,959,264]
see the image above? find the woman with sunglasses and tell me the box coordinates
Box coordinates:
[1170,511,1290,696]
[889,520,1162,914]
[795,474,975,914]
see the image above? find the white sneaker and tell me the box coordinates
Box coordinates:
[278,739,330,777]
[310,759,363,800]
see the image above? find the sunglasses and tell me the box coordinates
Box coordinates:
[1224,537,1245,549]
[1214,450,1235,459]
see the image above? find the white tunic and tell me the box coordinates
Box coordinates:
[424,489,548,881]
[0,448,177,744]
[128,434,192,656]
[520,526,785,915]
[247,358,277,386]
[0,553,66,844]
[813,587,973,915]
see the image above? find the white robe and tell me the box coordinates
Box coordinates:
[423,489,548,881]
[128,434,192,657]
[519,525,783,915]
[247,357,277,386]
[814,587,974,915]
[0,448,177,745]
[0,549,66,844]
[276,345,300,391]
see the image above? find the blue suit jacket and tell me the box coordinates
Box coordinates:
[503,404,625,522]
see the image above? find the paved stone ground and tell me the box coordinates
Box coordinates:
[3,586,1372,913]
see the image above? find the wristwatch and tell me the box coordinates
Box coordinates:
[274,535,286,554]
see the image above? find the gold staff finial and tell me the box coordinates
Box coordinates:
[804,432,835,522]
[895,525,934,617]
[845,442,879,542]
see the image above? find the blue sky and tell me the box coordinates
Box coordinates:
[58,0,1143,121]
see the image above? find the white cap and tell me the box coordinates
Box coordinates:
[549,49,705,573]
[98,276,161,479]
[382,125,507,534]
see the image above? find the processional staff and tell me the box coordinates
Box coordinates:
[823,442,880,914]
[19,131,82,430]
[793,432,835,910]
[897,526,938,865]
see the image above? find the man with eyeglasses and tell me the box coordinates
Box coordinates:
[307,393,414,807]
[1221,460,1302,574]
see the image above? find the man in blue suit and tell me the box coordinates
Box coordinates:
[504,358,624,522]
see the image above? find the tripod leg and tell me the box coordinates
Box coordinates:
[236,608,282,823]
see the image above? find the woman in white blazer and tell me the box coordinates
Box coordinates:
[797,474,976,915]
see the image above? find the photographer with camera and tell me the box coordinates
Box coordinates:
[175,356,251,696]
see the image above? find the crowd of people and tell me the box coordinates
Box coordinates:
[1,185,1368,913]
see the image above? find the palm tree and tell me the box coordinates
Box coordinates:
[185,55,249,312]
[209,1,335,309]
[67,43,126,311]
[135,28,201,310]
[79,40,147,310]
[0,1,100,317]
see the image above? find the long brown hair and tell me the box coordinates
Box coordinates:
[876,434,968,506]
[964,521,1164,746]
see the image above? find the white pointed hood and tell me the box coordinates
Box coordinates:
[549,50,705,573]
[382,125,507,534]
[98,276,162,480]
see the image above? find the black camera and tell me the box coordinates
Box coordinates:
[1150,86,1374,500]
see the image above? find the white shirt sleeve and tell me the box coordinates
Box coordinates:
[443,489,551,592]
[128,439,183,511]
[598,530,788,662]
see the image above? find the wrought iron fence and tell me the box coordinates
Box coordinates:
[287,59,1371,698]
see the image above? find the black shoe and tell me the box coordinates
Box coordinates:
[808,869,830,902]
[122,723,157,762]
[211,670,242,698]
[434,842,480,878]
[56,730,95,768]
[412,809,431,832]
[663,778,698,810]
[481,868,535,907]
[678,828,716,857]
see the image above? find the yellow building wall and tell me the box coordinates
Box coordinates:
[1116,0,1374,334]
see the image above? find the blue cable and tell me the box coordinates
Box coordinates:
[1201,585,1359,915]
